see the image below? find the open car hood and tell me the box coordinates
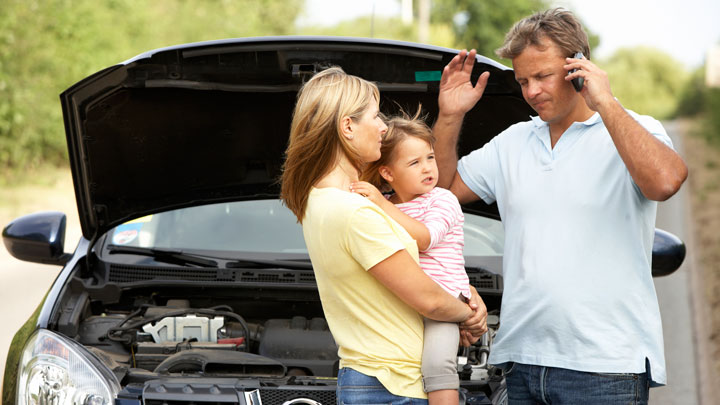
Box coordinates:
[60,36,534,239]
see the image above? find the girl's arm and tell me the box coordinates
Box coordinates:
[350,181,431,250]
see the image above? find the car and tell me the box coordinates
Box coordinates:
[2,37,686,405]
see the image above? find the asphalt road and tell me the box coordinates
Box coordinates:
[651,129,698,403]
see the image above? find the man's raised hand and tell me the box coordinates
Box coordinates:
[438,49,490,118]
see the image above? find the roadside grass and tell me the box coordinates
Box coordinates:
[684,119,720,380]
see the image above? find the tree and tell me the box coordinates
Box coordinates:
[601,46,688,119]
[0,0,304,179]
[430,0,600,64]
[298,15,457,48]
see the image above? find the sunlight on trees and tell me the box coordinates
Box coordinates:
[0,0,711,180]
[0,0,303,178]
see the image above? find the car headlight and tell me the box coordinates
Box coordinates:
[17,329,120,405]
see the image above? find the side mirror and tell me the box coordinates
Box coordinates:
[2,211,71,266]
[651,228,686,277]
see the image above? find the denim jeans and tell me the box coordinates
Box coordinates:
[336,367,429,405]
[498,362,649,404]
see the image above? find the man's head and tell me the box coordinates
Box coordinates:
[497,8,592,128]
[496,8,589,61]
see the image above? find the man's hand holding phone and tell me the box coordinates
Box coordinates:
[564,53,615,112]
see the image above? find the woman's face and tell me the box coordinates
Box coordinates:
[348,101,387,163]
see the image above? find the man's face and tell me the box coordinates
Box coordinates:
[512,38,579,125]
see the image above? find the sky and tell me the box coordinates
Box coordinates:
[298,0,720,70]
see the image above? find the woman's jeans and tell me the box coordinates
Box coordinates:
[336,367,428,405]
[498,362,650,404]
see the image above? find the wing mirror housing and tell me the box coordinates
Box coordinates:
[2,211,71,266]
[651,228,686,277]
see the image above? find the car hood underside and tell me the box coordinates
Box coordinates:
[60,37,534,239]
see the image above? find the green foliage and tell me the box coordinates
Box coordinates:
[601,47,688,119]
[298,16,456,48]
[702,88,720,145]
[675,65,707,117]
[674,64,720,146]
[0,0,304,178]
[429,0,602,65]
[432,0,548,58]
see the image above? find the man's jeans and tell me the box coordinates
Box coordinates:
[499,362,649,404]
[336,367,429,405]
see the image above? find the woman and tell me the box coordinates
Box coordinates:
[281,67,486,404]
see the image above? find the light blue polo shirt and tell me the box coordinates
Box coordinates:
[458,111,672,385]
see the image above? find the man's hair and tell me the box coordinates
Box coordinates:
[361,107,434,192]
[496,8,590,60]
[280,66,380,223]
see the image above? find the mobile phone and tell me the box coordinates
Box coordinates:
[569,52,584,92]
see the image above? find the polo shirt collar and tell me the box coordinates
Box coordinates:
[530,112,601,128]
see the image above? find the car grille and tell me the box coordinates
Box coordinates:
[106,264,502,294]
[137,380,337,405]
[108,264,317,285]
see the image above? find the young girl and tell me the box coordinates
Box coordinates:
[351,111,473,405]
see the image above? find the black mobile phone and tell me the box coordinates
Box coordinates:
[570,52,584,92]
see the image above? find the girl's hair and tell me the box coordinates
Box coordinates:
[361,107,434,192]
[280,66,380,223]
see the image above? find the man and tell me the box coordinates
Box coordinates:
[434,8,688,403]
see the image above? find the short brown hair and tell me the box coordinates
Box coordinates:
[280,67,380,223]
[361,107,434,192]
[496,8,590,60]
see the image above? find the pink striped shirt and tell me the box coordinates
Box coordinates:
[396,187,471,299]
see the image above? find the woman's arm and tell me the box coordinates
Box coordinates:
[351,181,431,250]
[367,249,473,322]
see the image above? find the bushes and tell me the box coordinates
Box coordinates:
[0,0,304,181]
[674,63,720,145]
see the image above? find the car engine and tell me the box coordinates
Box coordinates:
[54,265,506,404]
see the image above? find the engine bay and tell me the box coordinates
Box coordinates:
[48,261,505,403]
[78,298,339,379]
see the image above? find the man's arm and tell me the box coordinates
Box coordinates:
[565,56,688,201]
[434,49,489,191]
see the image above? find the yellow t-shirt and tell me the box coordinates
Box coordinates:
[303,187,426,399]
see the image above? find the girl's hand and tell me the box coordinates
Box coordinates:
[350,181,387,207]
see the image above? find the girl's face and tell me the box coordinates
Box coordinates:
[382,136,438,202]
[348,101,388,163]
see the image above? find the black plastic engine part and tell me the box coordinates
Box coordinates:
[153,349,286,376]
[259,316,339,377]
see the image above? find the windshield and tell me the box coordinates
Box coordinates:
[104,200,504,257]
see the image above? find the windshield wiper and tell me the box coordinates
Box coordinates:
[225,258,313,270]
[106,245,218,268]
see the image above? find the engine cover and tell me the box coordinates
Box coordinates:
[259,317,339,376]
[142,315,224,343]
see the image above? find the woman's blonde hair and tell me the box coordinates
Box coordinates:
[362,107,434,192]
[280,66,380,223]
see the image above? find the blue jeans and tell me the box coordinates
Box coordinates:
[498,362,649,404]
[336,367,428,405]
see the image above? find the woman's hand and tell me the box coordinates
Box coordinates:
[350,181,388,207]
[459,286,488,346]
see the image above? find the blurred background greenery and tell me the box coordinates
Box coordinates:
[0,0,718,184]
